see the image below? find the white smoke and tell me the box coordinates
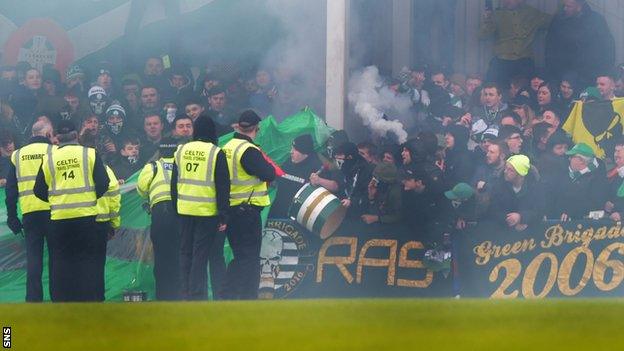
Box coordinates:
[348,66,411,144]
[261,0,326,118]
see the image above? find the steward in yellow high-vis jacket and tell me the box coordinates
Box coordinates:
[221,110,275,300]
[33,120,110,302]
[171,115,230,300]
[93,165,121,301]
[137,137,180,300]
[5,120,54,302]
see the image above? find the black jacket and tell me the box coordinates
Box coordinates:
[269,153,322,219]
[488,172,546,226]
[545,4,615,85]
[551,169,609,220]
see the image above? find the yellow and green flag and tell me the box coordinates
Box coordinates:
[563,98,624,159]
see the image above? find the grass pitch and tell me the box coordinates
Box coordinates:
[1,299,622,351]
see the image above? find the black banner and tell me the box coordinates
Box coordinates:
[260,219,452,299]
[457,220,624,298]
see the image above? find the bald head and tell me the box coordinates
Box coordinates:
[31,120,53,139]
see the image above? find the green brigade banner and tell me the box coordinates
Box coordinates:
[457,220,624,298]
[259,219,453,299]
[0,108,332,302]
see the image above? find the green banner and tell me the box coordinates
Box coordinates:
[0,108,332,302]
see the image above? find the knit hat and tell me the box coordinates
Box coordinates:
[482,127,499,140]
[506,154,531,176]
[498,125,522,141]
[401,164,429,182]
[159,137,178,158]
[88,86,107,99]
[334,141,358,158]
[565,143,595,158]
[373,162,398,183]
[546,130,572,150]
[106,103,126,119]
[65,64,85,81]
[193,114,217,143]
[238,109,261,128]
[292,134,314,155]
[444,182,474,200]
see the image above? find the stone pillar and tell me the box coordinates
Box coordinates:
[392,0,412,77]
[325,0,348,130]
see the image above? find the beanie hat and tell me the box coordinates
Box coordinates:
[106,104,126,119]
[373,162,398,183]
[546,130,572,150]
[498,125,522,141]
[482,127,499,140]
[292,134,314,155]
[402,164,429,182]
[193,114,217,143]
[65,64,85,81]
[449,73,466,91]
[88,86,107,99]
[334,141,358,158]
[507,154,531,176]
[159,137,178,158]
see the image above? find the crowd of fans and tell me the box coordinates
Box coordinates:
[1,0,624,260]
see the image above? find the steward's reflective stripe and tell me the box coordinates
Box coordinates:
[150,180,168,188]
[49,186,95,196]
[151,192,171,202]
[14,148,20,179]
[177,194,216,203]
[229,141,263,186]
[17,175,37,182]
[178,178,215,186]
[230,191,268,199]
[103,189,121,197]
[50,200,97,210]
[18,190,34,196]
[96,211,120,221]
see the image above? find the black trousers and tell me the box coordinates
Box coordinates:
[486,57,535,89]
[48,216,101,302]
[178,215,218,300]
[94,222,110,301]
[22,211,52,302]
[209,230,226,300]
[150,201,181,300]
[222,205,262,300]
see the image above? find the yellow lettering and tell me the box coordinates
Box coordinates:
[316,237,357,284]
[397,241,433,288]
[356,239,398,285]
